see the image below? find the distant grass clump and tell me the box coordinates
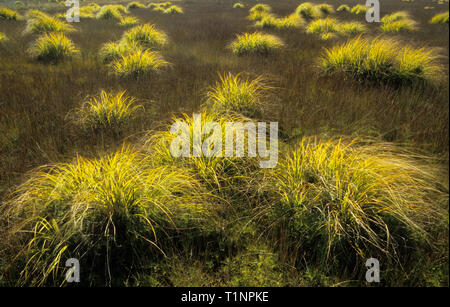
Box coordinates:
[24,16,76,35]
[205,73,271,117]
[76,90,143,130]
[295,2,321,19]
[96,5,124,20]
[122,24,168,50]
[233,3,245,9]
[269,138,446,273]
[112,49,170,79]
[127,1,147,10]
[0,7,20,20]
[5,145,205,286]
[255,14,303,30]
[119,16,140,26]
[26,9,49,20]
[339,21,367,35]
[229,32,284,56]
[0,32,7,42]
[316,4,334,14]
[430,11,449,24]
[381,11,411,23]
[380,12,417,33]
[337,4,350,12]
[248,4,271,20]
[306,18,339,35]
[351,4,369,15]
[320,36,443,86]
[28,32,79,63]
[164,5,183,14]
[99,40,139,64]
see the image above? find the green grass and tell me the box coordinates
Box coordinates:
[295,2,321,19]
[122,24,168,50]
[119,16,140,26]
[381,11,411,23]
[75,90,143,130]
[28,32,79,63]
[430,11,449,24]
[248,4,271,20]
[229,32,285,56]
[96,5,124,20]
[316,4,334,14]
[351,4,369,15]
[24,15,76,35]
[255,14,303,30]
[320,36,444,86]
[337,4,350,12]
[99,40,139,64]
[381,19,417,33]
[111,49,170,79]
[0,7,20,20]
[306,18,339,35]
[25,9,49,20]
[339,21,367,35]
[164,5,183,14]
[127,1,147,10]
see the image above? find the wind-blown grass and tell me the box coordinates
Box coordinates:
[122,24,168,50]
[0,7,20,20]
[25,9,49,20]
[119,16,140,26]
[430,11,449,24]
[28,32,79,63]
[295,2,321,19]
[111,49,170,79]
[24,16,76,35]
[5,145,206,286]
[164,5,183,14]
[381,11,411,23]
[319,36,444,86]
[229,32,285,56]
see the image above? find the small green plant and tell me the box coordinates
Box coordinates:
[430,11,449,24]
[77,90,143,130]
[337,4,350,12]
[0,7,20,20]
[351,4,369,14]
[28,32,79,63]
[24,16,76,35]
[119,16,140,26]
[164,5,183,14]
[316,4,334,14]
[295,2,321,19]
[320,36,443,85]
[127,1,146,10]
[229,32,284,56]
[233,2,245,9]
[111,49,170,79]
[122,24,168,50]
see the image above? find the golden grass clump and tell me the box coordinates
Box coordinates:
[96,5,124,20]
[229,32,285,56]
[119,16,140,26]
[255,14,304,30]
[76,90,143,130]
[0,7,20,20]
[380,12,418,33]
[430,11,449,24]
[320,36,443,86]
[28,32,79,63]
[5,145,206,286]
[316,4,334,14]
[248,4,271,20]
[164,5,183,14]
[337,4,350,12]
[24,15,76,35]
[295,2,321,19]
[111,49,170,79]
[122,24,168,50]
[25,9,49,20]
[205,73,272,117]
[338,21,367,35]
[0,32,7,42]
[127,1,147,10]
[269,137,447,268]
[351,4,369,15]
[233,3,245,9]
[99,40,139,64]
[306,17,339,35]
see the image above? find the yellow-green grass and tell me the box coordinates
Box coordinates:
[127,1,147,10]
[164,5,183,14]
[229,32,285,56]
[24,15,76,35]
[269,137,446,268]
[119,16,140,26]
[111,49,170,79]
[248,4,271,20]
[58,4,102,19]
[316,4,334,14]
[319,36,444,86]
[381,11,411,23]
[25,9,49,20]
[338,21,367,35]
[351,4,369,15]
[99,40,140,64]
[96,5,124,20]
[205,72,272,117]
[5,145,205,286]
[233,2,245,9]
[430,11,449,24]
[28,32,79,63]
[148,3,159,9]
[0,7,20,20]
[0,32,7,42]
[295,2,321,19]
[306,18,339,35]
[337,4,350,12]
[76,90,143,130]
[122,24,168,50]
[381,19,417,33]
[255,14,304,30]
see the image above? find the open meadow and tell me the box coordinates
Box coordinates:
[0,0,449,287]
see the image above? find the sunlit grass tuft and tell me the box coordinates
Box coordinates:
[306,18,339,35]
[28,32,79,63]
[119,16,140,26]
[381,11,411,23]
[381,19,417,33]
[351,4,369,15]
[229,32,285,56]
[99,40,139,64]
[122,24,168,50]
[24,16,76,35]
[111,49,170,79]
[316,4,334,14]
[430,11,449,24]
[164,5,183,14]
[0,7,20,20]
[255,14,304,30]
[295,2,321,19]
[127,1,147,10]
[96,5,124,20]
[0,32,7,42]
[337,4,350,12]
[339,21,367,35]
[248,4,271,20]
[233,2,245,9]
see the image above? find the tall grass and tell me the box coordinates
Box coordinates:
[295,2,321,19]
[319,36,444,86]
[381,11,411,23]
[24,15,76,35]
[229,32,285,56]
[268,137,446,271]
[430,11,449,24]
[111,49,170,79]
[0,7,20,20]
[28,32,79,63]
[5,145,205,286]
[122,24,168,50]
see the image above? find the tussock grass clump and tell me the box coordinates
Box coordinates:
[0,32,7,42]
[0,7,20,20]
[59,4,102,19]
[339,21,367,35]
[28,32,79,63]
[255,14,304,30]
[26,9,49,20]
[248,4,271,20]
[148,3,159,9]
[122,24,168,50]
[164,5,183,14]
[381,11,411,23]
[229,32,285,56]
[127,1,147,10]
[233,2,245,9]
[295,2,321,19]
[99,40,139,64]
[430,11,449,24]
[381,19,417,33]
[111,49,170,79]
[316,4,334,14]
[306,18,339,35]
[337,4,350,12]
[96,5,124,20]
[76,90,143,130]
[269,137,446,270]
[351,4,369,15]
[205,73,272,117]
[119,16,140,26]
[320,36,443,86]
[5,145,205,286]
[24,16,76,35]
